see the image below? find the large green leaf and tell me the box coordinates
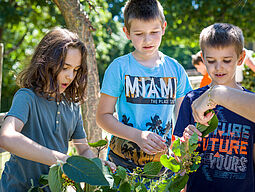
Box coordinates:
[168,174,189,192]
[160,155,181,173]
[116,166,127,180]
[91,158,103,171]
[48,164,64,192]
[143,161,162,178]
[63,156,109,186]
[119,181,131,192]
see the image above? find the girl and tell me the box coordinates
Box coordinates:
[0,28,115,191]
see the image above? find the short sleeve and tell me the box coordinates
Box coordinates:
[176,65,192,98]
[70,106,86,140]
[173,93,194,137]
[6,89,33,124]
[100,59,124,97]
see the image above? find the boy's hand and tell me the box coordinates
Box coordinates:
[191,87,216,126]
[136,131,167,155]
[183,125,202,141]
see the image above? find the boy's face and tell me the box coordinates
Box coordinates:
[57,48,81,93]
[123,19,166,59]
[194,61,207,76]
[201,45,245,88]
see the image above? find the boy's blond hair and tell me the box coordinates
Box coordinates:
[123,0,165,32]
[200,23,244,56]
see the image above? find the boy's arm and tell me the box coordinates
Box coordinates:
[192,85,255,124]
[0,116,68,166]
[96,93,167,155]
[174,96,184,123]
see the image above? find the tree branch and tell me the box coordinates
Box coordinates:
[4,30,27,56]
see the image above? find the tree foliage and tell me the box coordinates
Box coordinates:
[1,0,255,112]
[0,0,64,112]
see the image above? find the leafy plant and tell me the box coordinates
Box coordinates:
[28,112,218,192]
[159,110,218,192]
[88,138,108,157]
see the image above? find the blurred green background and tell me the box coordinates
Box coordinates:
[0,0,255,112]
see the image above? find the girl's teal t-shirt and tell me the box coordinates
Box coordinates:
[0,88,86,191]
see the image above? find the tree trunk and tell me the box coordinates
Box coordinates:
[53,0,102,144]
[0,43,4,111]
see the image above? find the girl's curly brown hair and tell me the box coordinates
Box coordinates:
[17,27,87,103]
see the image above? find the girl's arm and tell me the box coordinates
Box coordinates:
[0,116,68,166]
[73,138,95,159]
[96,93,167,155]
[73,138,116,172]
[191,85,255,124]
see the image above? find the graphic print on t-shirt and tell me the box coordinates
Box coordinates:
[199,109,252,181]
[109,114,171,166]
[125,75,177,104]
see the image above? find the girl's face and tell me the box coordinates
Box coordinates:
[57,48,81,94]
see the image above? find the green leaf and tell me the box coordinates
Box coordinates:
[201,111,219,137]
[189,143,198,152]
[38,174,48,186]
[155,178,172,192]
[196,110,219,137]
[63,156,109,186]
[113,174,121,187]
[196,122,208,133]
[190,163,200,171]
[48,164,64,192]
[88,140,108,147]
[119,181,131,192]
[189,132,199,146]
[143,161,162,178]
[160,155,181,173]
[135,184,147,192]
[91,158,103,170]
[172,139,181,157]
[116,166,127,180]
[168,174,189,192]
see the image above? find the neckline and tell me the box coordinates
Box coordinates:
[129,52,164,71]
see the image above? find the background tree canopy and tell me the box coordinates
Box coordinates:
[0,0,255,112]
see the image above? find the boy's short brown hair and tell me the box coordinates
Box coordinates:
[200,23,244,56]
[192,51,203,66]
[124,0,165,32]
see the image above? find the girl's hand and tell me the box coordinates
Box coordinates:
[136,131,167,155]
[183,125,202,141]
[191,88,216,126]
[102,160,116,173]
